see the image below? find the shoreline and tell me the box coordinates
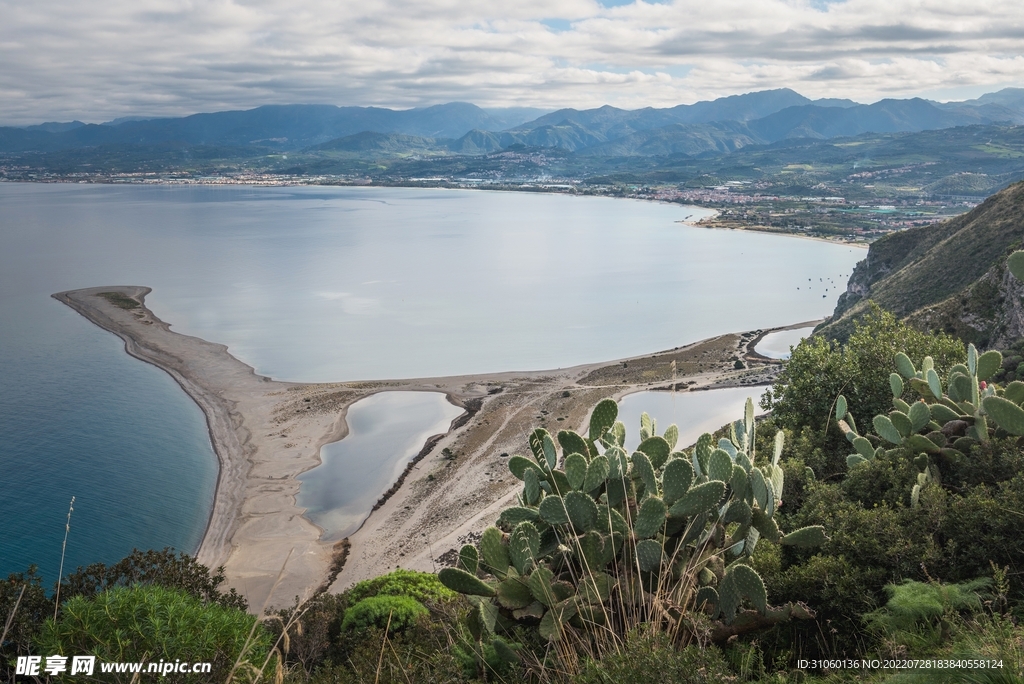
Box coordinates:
[54,286,809,606]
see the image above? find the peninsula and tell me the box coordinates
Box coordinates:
[54,285,812,608]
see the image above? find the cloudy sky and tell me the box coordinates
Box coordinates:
[2,0,1023,124]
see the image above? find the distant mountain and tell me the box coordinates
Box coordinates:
[819,180,1024,347]
[747,98,1019,142]
[4,87,1024,160]
[24,121,85,133]
[0,103,550,154]
[308,131,445,154]
[506,89,815,146]
[576,121,762,157]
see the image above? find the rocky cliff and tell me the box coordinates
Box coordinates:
[820,180,1024,348]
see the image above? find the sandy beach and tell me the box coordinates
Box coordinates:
[54,285,806,609]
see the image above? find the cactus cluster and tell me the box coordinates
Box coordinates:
[836,342,1024,505]
[438,397,826,649]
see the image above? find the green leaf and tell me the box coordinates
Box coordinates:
[890,373,904,399]
[1009,250,1024,282]
[983,395,1024,435]
[977,350,1003,382]
[637,436,671,470]
[873,414,903,445]
[589,399,618,442]
[438,568,495,597]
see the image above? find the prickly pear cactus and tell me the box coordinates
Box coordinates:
[439,397,825,647]
[836,342,1024,505]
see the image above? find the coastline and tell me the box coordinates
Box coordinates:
[54,286,809,607]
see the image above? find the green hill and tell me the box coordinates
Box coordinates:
[820,180,1024,347]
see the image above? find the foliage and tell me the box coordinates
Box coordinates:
[762,306,963,477]
[834,340,1023,507]
[340,595,429,633]
[59,547,247,611]
[864,578,990,653]
[438,397,824,676]
[569,630,731,684]
[346,568,456,605]
[34,584,268,682]
[0,567,52,681]
[288,614,476,684]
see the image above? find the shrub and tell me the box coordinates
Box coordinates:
[570,630,731,684]
[340,595,428,633]
[34,584,268,682]
[59,547,247,611]
[346,568,456,605]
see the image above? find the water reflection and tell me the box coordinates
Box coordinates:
[618,386,767,451]
[297,391,463,539]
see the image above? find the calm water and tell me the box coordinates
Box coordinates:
[298,392,464,540]
[619,387,767,451]
[755,327,815,360]
[0,183,863,579]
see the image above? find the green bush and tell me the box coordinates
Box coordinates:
[864,578,990,653]
[34,584,268,682]
[340,595,429,633]
[570,630,731,684]
[346,568,456,605]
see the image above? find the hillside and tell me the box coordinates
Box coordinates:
[819,180,1024,346]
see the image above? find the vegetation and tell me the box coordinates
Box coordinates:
[35,584,267,682]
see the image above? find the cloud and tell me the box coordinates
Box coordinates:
[1,0,1022,124]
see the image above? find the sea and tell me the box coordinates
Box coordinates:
[0,183,864,581]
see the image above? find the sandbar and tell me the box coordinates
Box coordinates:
[54,286,803,608]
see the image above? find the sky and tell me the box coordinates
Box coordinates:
[2,0,1023,125]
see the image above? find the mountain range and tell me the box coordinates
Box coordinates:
[4,88,1024,159]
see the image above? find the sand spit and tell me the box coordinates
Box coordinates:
[54,286,804,607]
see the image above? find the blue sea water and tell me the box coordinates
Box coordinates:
[0,183,865,581]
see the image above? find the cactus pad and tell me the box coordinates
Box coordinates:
[439,567,496,597]
[564,490,599,532]
[983,395,1024,435]
[873,414,903,445]
[564,453,587,490]
[662,457,693,505]
[1004,381,1024,405]
[889,410,913,438]
[836,395,848,420]
[583,455,610,493]
[909,401,931,432]
[730,465,749,503]
[977,350,1003,381]
[635,539,664,572]
[588,399,618,442]
[498,506,539,528]
[895,352,917,379]
[637,436,671,469]
[708,448,733,483]
[458,544,479,574]
[729,564,767,614]
[479,526,510,577]
[631,451,658,496]
[634,496,667,539]
[539,495,570,526]
[496,578,534,609]
[663,424,679,451]
[890,373,904,399]
[557,430,590,461]
[509,521,540,574]
[780,525,827,548]
[668,480,726,518]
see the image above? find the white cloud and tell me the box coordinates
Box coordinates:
[1,0,1022,123]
